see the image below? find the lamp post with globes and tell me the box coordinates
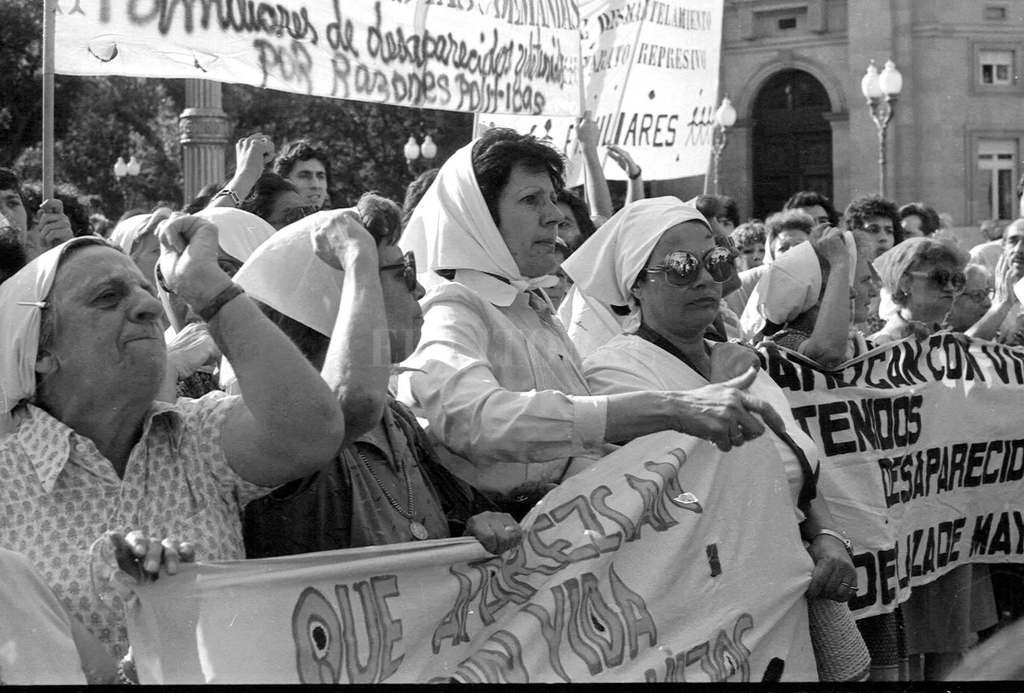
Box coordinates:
[403,134,438,177]
[860,59,903,197]
[705,97,737,195]
[113,155,142,212]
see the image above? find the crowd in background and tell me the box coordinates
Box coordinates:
[1,118,1024,684]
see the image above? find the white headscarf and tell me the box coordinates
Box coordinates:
[399,139,555,293]
[231,211,344,337]
[0,237,109,425]
[107,214,152,254]
[561,197,712,333]
[740,231,858,336]
[194,207,275,263]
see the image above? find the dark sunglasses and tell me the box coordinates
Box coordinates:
[644,247,736,287]
[907,268,966,293]
[379,251,418,292]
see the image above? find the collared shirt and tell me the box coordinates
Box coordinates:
[243,399,452,557]
[397,270,609,498]
[0,392,269,658]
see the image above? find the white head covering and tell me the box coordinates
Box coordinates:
[740,231,858,336]
[231,211,344,337]
[399,139,555,293]
[561,197,712,332]
[194,207,275,263]
[107,214,151,254]
[0,236,109,423]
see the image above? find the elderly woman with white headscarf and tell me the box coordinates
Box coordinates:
[0,215,358,658]
[397,128,782,516]
[571,197,865,681]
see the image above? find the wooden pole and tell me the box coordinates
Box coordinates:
[42,0,56,199]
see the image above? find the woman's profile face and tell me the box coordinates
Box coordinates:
[495,163,564,278]
[633,221,722,338]
[901,259,961,325]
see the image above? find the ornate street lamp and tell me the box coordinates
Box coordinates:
[404,134,437,176]
[705,97,737,195]
[861,59,903,197]
[113,155,141,211]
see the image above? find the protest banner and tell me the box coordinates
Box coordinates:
[53,0,582,116]
[128,431,816,683]
[759,335,1024,619]
[480,0,724,181]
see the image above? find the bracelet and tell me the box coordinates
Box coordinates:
[628,166,642,180]
[155,265,175,295]
[814,528,854,558]
[117,656,139,684]
[213,188,242,207]
[196,283,245,322]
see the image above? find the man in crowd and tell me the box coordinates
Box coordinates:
[273,139,331,209]
[0,168,74,283]
[969,219,1007,275]
[843,194,902,260]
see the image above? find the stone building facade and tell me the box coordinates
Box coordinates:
[661,0,1024,226]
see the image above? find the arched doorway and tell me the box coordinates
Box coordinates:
[751,70,833,219]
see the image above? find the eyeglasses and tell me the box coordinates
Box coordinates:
[907,269,966,293]
[379,251,418,292]
[644,247,736,287]
[960,288,994,303]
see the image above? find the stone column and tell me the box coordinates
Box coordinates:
[179,79,231,203]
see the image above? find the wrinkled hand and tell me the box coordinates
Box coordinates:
[465,512,523,555]
[710,341,761,383]
[807,534,857,601]
[1000,256,1024,304]
[810,226,850,266]
[31,198,73,250]
[166,321,220,378]
[310,209,379,271]
[576,111,600,149]
[606,145,640,178]
[157,214,230,305]
[235,132,275,173]
[672,366,786,451]
[109,530,196,583]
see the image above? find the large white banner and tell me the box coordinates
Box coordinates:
[128,432,816,683]
[760,335,1024,619]
[481,0,724,181]
[53,0,582,116]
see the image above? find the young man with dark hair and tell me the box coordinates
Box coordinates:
[273,139,331,209]
[843,194,902,260]
[783,190,840,227]
[0,168,73,283]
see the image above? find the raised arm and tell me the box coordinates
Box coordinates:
[606,145,645,205]
[205,133,275,210]
[798,228,852,368]
[309,210,390,443]
[158,215,345,485]
[577,113,614,222]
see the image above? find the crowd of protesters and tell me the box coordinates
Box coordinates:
[1,122,1023,684]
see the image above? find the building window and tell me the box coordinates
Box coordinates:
[978,140,1017,220]
[979,49,1014,85]
[984,5,1008,21]
[778,17,797,30]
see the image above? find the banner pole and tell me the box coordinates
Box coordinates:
[41,0,56,199]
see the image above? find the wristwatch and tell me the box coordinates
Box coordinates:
[815,528,854,558]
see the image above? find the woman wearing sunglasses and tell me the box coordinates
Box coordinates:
[869,237,970,345]
[573,197,865,681]
[867,237,997,680]
[398,132,783,518]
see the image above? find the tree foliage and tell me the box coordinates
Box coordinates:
[0,1,473,218]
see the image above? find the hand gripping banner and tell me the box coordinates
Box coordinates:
[127,431,817,683]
